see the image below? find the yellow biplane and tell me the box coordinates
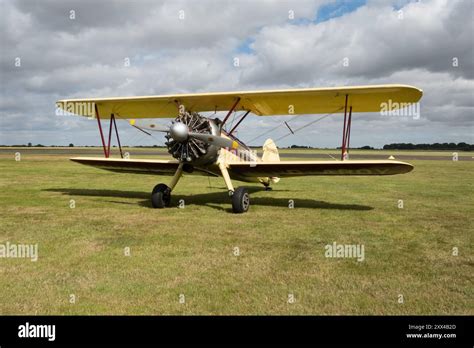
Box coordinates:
[56,84,422,213]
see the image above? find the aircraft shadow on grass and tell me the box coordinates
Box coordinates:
[45,187,373,212]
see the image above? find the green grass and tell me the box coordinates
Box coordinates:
[0,150,472,315]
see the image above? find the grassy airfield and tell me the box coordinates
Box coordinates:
[0,148,472,315]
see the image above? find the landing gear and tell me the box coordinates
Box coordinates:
[263,184,272,191]
[232,187,250,213]
[218,161,251,213]
[151,183,171,208]
[151,163,184,209]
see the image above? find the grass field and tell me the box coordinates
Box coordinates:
[0,149,472,315]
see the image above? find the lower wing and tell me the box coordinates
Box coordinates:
[70,157,216,176]
[228,160,413,178]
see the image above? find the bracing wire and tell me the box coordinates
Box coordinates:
[246,114,304,144]
[227,110,237,131]
[275,110,338,142]
[124,120,168,147]
[247,106,343,144]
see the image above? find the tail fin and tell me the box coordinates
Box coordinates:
[262,139,280,162]
[261,139,280,185]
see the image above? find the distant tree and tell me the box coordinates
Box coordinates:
[383,142,473,151]
[69,143,74,147]
[28,142,32,147]
[290,145,311,149]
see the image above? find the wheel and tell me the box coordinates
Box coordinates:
[232,187,250,213]
[151,183,171,208]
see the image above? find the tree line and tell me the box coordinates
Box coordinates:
[382,142,473,151]
[1,142,472,151]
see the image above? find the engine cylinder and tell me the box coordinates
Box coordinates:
[165,111,212,162]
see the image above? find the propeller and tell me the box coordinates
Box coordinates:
[129,113,239,162]
[188,132,238,149]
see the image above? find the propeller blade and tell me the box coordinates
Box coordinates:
[188,132,239,149]
[129,119,169,132]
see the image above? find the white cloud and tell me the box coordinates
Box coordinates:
[0,0,472,147]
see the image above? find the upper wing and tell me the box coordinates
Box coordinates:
[70,157,216,176]
[228,160,413,178]
[56,85,422,119]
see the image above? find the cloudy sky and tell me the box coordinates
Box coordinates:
[1,0,473,148]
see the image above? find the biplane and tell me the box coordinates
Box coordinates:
[56,84,422,213]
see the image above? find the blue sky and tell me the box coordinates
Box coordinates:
[316,0,366,23]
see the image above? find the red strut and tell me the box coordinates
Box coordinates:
[341,95,348,160]
[95,104,108,158]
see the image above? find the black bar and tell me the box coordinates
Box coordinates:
[0,315,471,346]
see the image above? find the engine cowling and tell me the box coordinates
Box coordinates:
[165,111,212,162]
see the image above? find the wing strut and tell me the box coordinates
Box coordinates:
[95,104,107,157]
[341,95,353,160]
[221,98,241,130]
[109,114,123,158]
[94,105,123,158]
[229,110,250,135]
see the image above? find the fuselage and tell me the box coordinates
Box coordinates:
[189,117,263,183]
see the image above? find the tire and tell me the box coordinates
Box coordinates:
[232,187,250,213]
[151,183,171,208]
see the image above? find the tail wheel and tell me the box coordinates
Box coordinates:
[151,183,171,208]
[232,187,250,213]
